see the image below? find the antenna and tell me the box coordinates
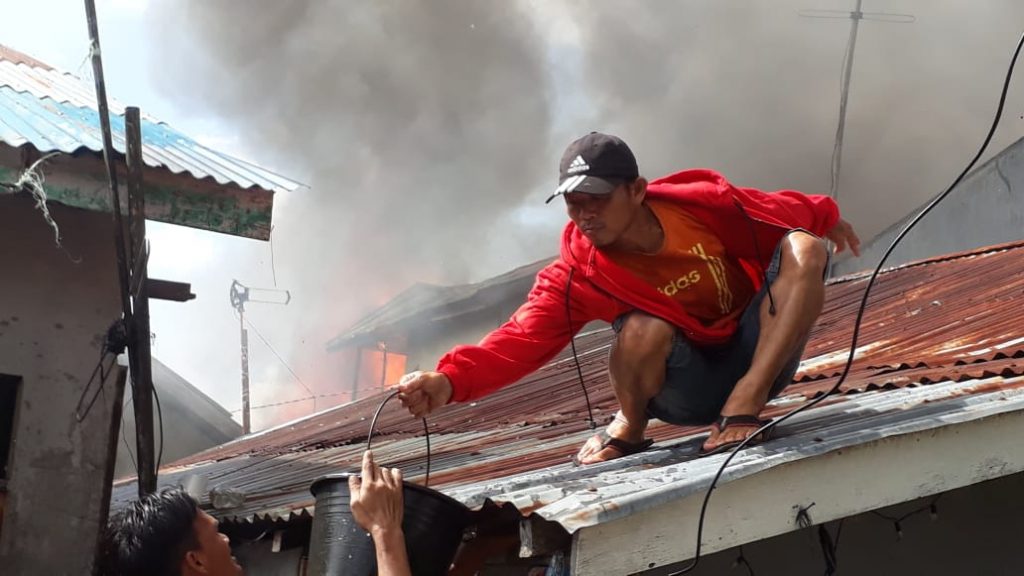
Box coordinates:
[799,0,914,278]
[230,280,292,434]
[799,0,916,204]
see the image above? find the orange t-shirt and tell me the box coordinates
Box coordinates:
[605,199,755,324]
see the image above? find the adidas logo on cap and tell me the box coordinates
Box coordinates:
[566,155,590,175]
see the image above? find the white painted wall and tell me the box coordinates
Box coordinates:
[0,193,124,575]
[648,470,1024,576]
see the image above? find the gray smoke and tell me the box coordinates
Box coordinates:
[145,0,1024,426]
[566,0,1024,236]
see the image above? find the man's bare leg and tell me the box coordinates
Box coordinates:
[703,231,829,451]
[575,313,674,464]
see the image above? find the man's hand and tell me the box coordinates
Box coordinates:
[349,451,412,576]
[825,218,861,257]
[396,371,453,418]
[349,451,404,535]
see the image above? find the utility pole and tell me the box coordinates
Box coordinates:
[230,280,291,434]
[799,1,914,204]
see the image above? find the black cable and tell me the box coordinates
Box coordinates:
[669,31,1024,575]
[734,546,756,575]
[153,381,165,471]
[367,389,431,486]
[737,202,777,315]
[565,268,597,429]
[120,388,138,475]
[870,495,941,541]
[817,520,841,575]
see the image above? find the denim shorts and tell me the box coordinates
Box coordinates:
[612,230,822,426]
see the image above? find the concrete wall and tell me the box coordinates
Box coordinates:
[0,193,124,575]
[648,470,1024,576]
[833,135,1024,276]
[116,359,241,479]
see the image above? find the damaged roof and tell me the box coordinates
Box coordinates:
[112,240,1024,536]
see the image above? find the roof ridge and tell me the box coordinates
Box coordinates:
[0,45,54,71]
[829,238,1024,285]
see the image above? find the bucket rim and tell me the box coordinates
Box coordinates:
[309,473,469,512]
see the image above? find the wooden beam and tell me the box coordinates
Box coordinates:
[91,364,128,576]
[125,107,157,496]
[0,144,274,240]
[570,408,1024,576]
[146,279,196,302]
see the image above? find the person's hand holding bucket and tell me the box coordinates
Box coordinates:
[348,450,412,576]
[349,450,404,534]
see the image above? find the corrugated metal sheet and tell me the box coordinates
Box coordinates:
[0,57,301,194]
[112,240,1024,532]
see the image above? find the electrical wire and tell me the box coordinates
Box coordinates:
[817,519,842,575]
[229,382,401,414]
[870,495,941,541]
[669,31,1024,575]
[734,546,756,575]
[153,381,165,471]
[565,268,597,429]
[120,388,138,475]
[237,311,318,407]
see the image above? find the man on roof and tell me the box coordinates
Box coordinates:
[398,132,860,464]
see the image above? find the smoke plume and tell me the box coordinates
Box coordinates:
[145,0,1024,427]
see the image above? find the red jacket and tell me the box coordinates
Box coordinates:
[438,169,840,403]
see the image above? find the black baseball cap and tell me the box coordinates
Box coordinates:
[546,132,639,203]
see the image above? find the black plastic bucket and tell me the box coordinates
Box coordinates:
[308,473,469,576]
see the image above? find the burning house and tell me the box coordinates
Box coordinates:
[0,45,298,574]
[325,257,559,403]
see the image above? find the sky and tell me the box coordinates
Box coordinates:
[3,0,1024,431]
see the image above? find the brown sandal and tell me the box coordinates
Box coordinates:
[573,430,654,466]
[699,415,774,457]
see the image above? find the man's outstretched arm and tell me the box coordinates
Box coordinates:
[398,260,602,415]
[349,451,412,576]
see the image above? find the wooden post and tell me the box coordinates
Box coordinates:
[379,342,388,392]
[126,107,157,496]
[240,308,251,435]
[351,348,363,402]
[91,365,128,576]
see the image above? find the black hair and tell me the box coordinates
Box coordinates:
[98,489,200,576]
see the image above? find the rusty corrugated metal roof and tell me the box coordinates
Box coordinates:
[112,239,1024,530]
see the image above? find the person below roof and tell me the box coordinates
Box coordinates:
[397,132,860,464]
[99,451,411,576]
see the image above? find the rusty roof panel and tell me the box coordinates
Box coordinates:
[112,240,1024,531]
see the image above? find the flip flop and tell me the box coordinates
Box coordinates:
[572,430,654,466]
[698,414,774,457]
